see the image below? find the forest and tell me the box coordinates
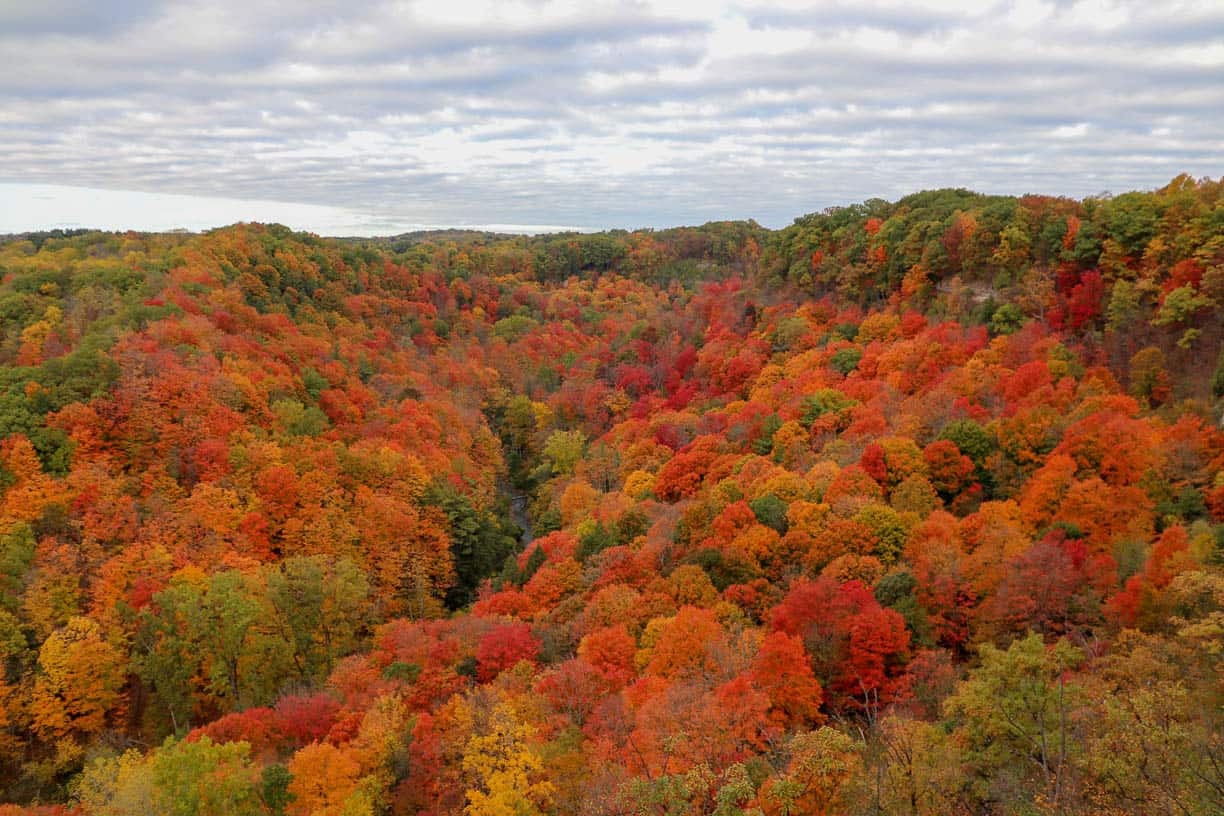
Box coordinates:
[0,175,1220,815]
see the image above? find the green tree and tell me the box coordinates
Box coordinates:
[944,632,1083,807]
[271,398,329,437]
[540,429,587,478]
[150,737,263,816]
[854,505,908,564]
[192,572,264,706]
[1213,344,1224,398]
[494,394,541,486]
[1105,279,1141,332]
[138,571,288,716]
[0,523,36,612]
[988,303,1024,335]
[1155,286,1214,327]
[938,419,995,494]
[133,588,199,735]
[260,764,295,816]
[830,347,863,376]
[749,493,788,534]
[425,483,519,608]
[263,555,371,682]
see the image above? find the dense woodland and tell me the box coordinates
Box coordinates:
[0,175,1221,815]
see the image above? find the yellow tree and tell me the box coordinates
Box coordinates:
[462,701,555,816]
[760,727,861,816]
[31,616,124,743]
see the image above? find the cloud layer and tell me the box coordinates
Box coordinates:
[2,0,1222,232]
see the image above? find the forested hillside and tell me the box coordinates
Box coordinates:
[0,175,1221,816]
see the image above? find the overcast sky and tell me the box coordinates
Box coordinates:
[1,0,1221,235]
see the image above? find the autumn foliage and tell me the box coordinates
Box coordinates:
[0,178,1222,815]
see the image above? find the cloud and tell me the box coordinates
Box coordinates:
[0,0,1221,232]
